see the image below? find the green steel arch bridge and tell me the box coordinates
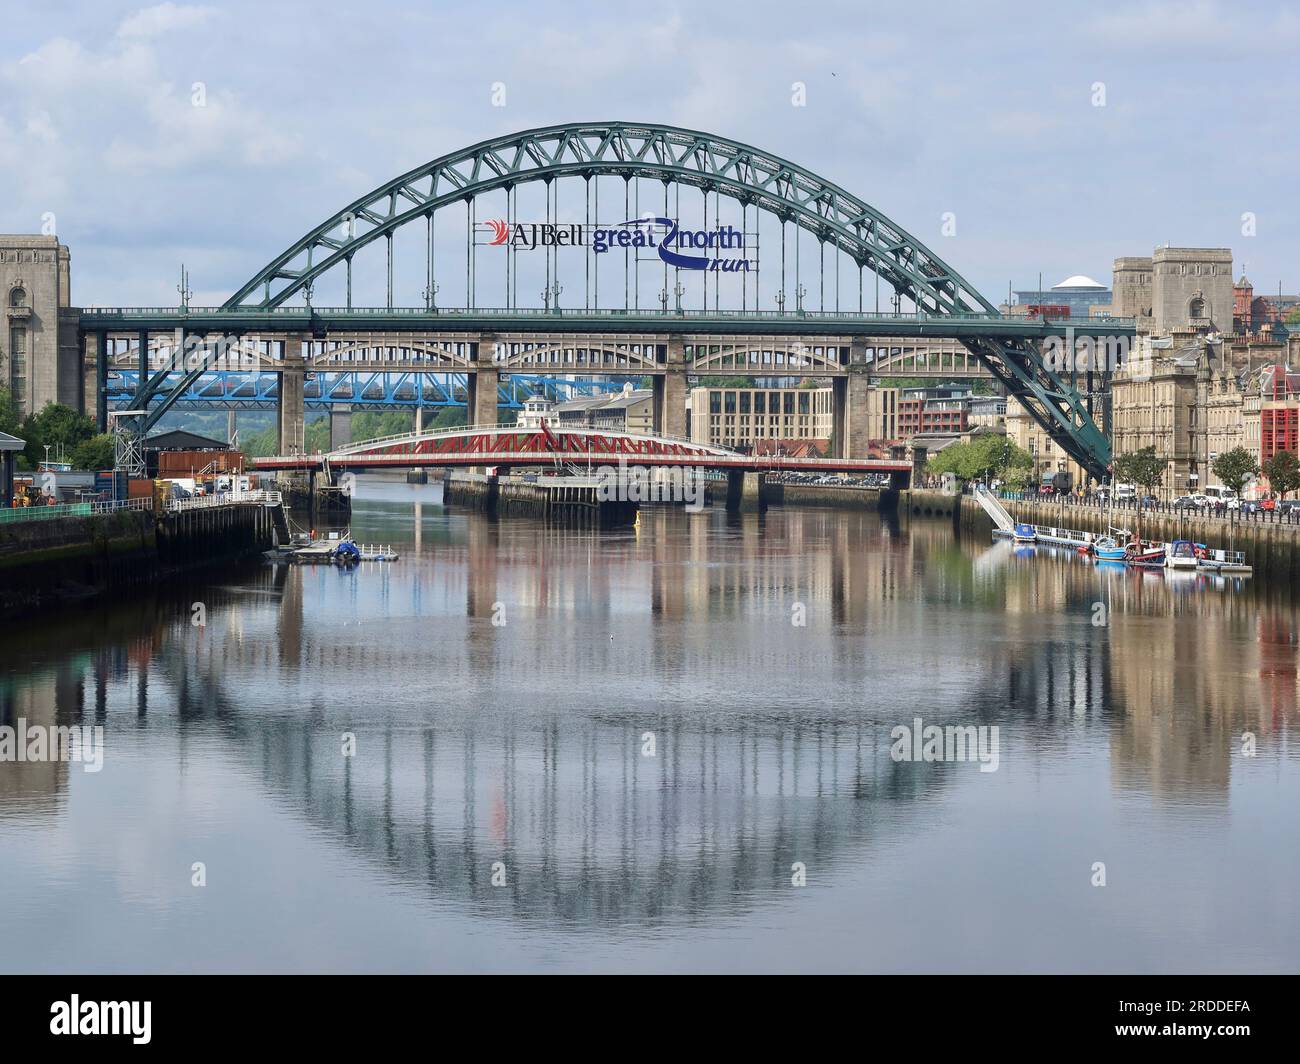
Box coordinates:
[80,122,1131,479]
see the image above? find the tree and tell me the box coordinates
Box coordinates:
[1210,447,1259,495]
[1112,446,1165,493]
[70,434,116,471]
[19,402,97,468]
[0,387,21,439]
[1262,450,1300,499]
[1285,307,1300,325]
[926,435,1031,486]
[695,376,756,388]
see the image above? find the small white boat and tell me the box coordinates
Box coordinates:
[1164,540,1199,570]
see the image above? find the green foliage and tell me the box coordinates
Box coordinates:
[695,376,756,388]
[1285,307,1300,325]
[17,402,97,468]
[304,415,330,453]
[1112,446,1165,492]
[70,433,116,470]
[1210,447,1259,494]
[1263,449,1300,498]
[0,387,21,439]
[352,409,418,441]
[427,405,467,430]
[876,377,931,390]
[926,434,1031,485]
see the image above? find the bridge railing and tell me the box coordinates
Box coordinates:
[80,306,1137,327]
[325,424,734,457]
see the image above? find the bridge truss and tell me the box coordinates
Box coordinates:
[96,122,1126,478]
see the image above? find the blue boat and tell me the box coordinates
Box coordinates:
[1013,523,1036,543]
[1093,535,1127,561]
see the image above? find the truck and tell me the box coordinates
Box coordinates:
[1039,470,1073,496]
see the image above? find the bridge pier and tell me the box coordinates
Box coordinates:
[828,339,873,459]
[329,406,353,449]
[653,337,688,438]
[278,336,305,455]
[725,470,767,513]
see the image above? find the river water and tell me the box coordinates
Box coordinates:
[1,476,1296,973]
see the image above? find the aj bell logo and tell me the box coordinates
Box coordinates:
[481,218,751,272]
[50,995,151,1044]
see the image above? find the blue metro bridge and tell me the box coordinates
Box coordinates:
[81,122,1134,480]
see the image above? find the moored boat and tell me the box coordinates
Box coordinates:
[1126,540,1166,566]
[1013,523,1036,543]
[1094,535,1127,561]
[1165,539,1199,570]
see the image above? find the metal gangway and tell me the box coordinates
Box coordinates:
[973,485,1016,532]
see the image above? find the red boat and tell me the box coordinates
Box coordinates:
[1125,541,1166,566]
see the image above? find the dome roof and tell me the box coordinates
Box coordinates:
[1052,274,1106,290]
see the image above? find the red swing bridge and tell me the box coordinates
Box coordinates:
[250,422,913,483]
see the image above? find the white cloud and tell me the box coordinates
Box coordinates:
[117,3,216,40]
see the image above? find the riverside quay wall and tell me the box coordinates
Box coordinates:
[0,502,277,618]
[958,494,1300,585]
[765,482,890,511]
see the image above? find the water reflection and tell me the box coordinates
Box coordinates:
[1,477,1297,968]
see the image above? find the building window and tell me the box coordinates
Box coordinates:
[9,286,26,308]
[1189,297,1204,318]
[9,325,27,414]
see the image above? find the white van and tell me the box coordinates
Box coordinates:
[1203,486,1240,509]
[1113,483,1136,499]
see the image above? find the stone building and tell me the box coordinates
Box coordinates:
[0,236,80,418]
[556,385,655,435]
[688,385,834,450]
[1111,247,1234,335]
[1110,333,1250,495]
[1005,397,1088,490]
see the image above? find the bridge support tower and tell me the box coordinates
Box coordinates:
[830,339,873,459]
[330,406,353,450]
[653,337,688,439]
[278,336,305,455]
[469,335,499,427]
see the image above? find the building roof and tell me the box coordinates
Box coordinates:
[556,389,652,414]
[1053,275,1107,290]
[0,430,25,452]
[144,429,231,451]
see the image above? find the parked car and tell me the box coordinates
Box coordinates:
[1173,495,1198,509]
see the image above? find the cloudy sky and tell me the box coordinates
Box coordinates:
[2,0,1297,307]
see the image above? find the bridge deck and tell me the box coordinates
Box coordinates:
[80,306,1135,340]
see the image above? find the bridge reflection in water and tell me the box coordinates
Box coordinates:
[1,496,1296,940]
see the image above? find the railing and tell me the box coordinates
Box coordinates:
[79,305,1136,327]
[994,490,1300,525]
[0,497,153,524]
[165,489,283,512]
[312,424,732,458]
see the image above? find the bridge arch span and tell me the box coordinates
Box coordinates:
[224,122,994,318]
